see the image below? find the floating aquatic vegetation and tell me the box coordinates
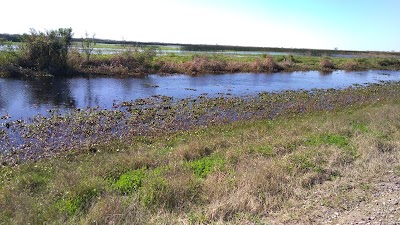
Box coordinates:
[0,82,399,165]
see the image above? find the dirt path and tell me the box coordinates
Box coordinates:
[329,173,400,225]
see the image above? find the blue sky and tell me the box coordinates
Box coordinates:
[1,0,399,51]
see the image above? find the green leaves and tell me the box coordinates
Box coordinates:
[19,28,73,73]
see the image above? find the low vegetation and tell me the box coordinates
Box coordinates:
[1,28,400,77]
[0,81,399,224]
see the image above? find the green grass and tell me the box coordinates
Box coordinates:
[186,155,225,178]
[305,133,351,149]
[0,89,399,224]
[112,168,146,194]
[56,187,99,215]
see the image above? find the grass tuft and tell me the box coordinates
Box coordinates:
[187,155,225,178]
[57,187,99,216]
[112,168,146,194]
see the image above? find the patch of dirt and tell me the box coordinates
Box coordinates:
[268,171,400,224]
[329,173,400,225]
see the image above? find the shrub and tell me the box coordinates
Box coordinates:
[67,48,83,69]
[320,57,335,71]
[0,38,18,68]
[253,56,281,72]
[343,59,360,71]
[19,28,73,73]
[277,54,297,68]
[378,58,400,67]
[136,47,157,65]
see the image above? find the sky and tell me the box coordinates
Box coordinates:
[1,0,399,51]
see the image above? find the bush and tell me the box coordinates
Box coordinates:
[252,56,281,73]
[320,57,335,71]
[0,38,18,68]
[19,28,73,73]
[378,58,400,67]
[343,59,360,71]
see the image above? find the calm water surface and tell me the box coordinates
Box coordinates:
[0,70,399,120]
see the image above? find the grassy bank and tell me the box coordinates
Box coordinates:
[62,51,400,76]
[2,37,400,77]
[1,83,399,224]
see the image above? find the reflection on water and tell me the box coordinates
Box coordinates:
[0,70,399,119]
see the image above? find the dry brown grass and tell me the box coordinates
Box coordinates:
[1,98,399,224]
[343,59,361,71]
[320,57,335,71]
[265,104,400,224]
[174,139,214,161]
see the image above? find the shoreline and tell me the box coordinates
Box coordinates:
[1,53,400,78]
[1,81,399,165]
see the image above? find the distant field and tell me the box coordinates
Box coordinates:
[2,32,399,58]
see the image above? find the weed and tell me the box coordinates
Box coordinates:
[57,187,99,216]
[112,168,146,194]
[175,140,213,161]
[250,145,275,157]
[360,183,370,191]
[187,155,225,178]
[290,151,324,173]
[351,121,369,133]
[188,212,208,224]
[139,167,168,207]
[306,134,350,149]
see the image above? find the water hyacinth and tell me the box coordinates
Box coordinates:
[0,82,399,165]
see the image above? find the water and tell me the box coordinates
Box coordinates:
[0,70,399,120]
[158,50,292,56]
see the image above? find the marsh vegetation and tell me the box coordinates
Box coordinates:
[1,28,400,224]
[0,81,399,224]
[1,28,400,77]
